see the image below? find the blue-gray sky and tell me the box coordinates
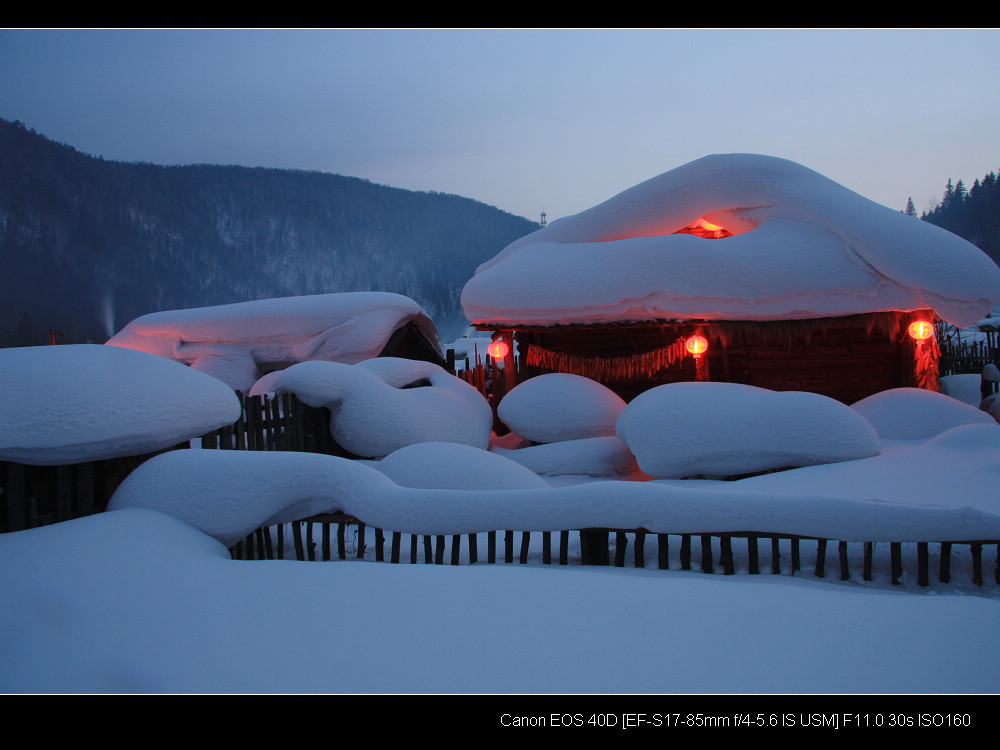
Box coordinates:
[2,28,998,222]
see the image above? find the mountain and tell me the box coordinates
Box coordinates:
[0,118,539,346]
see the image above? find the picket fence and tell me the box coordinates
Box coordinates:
[3,371,999,590]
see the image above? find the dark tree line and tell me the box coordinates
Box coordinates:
[907,168,1000,266]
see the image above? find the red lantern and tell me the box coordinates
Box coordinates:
[487,339,509,360]
[685,334,709,357]
[907,320,934,341]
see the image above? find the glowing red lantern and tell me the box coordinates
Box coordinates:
[487,339,509,360]
[907,320,935,341]
[685,334,709,357]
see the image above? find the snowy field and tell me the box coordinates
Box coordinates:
[2,342,1000,697]
[3,379,1000,696]
[2,507,998,697]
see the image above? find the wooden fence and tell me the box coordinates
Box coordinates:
[938,326,1000,377]
[0,392,345,534]
[199,391,350,456]
[230,518,1000,588]
[5,371,999,590]
[1,446,185,533]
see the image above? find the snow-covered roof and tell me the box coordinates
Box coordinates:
[106,292,444,391]
[462,154,1000,328]
[0,344,242,465]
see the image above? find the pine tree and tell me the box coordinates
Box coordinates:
[904,197,917,216]
[954,179,968,203]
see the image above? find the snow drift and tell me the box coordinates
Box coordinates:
[107,441,1000,548]
[462,154,1000,327]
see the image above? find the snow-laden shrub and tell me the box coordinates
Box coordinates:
[491,436,638,477]
[938,374,983,407]
[0,344,241,465]
[375,442,549,490]
[851,387,997,440]
[616,381,881,479]
[497,373,626,443]
[249,358,492,458]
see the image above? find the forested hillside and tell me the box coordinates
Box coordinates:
[908,169,1000,267]
[0,118,538,346]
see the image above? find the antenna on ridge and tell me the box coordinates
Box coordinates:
[539,211,547,228]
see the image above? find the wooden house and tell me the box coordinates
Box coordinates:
[107,291,447,393]
[462,155,1000,404]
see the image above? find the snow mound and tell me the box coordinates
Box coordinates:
[718,423,1000,523]
[981,393,1000,422]
[108,449,398,546]
[0,344,241,465]
[107,292,443,392]
[938,374,983,407]
[616,382,881,479]
[497,373,626,443]
[850,387,997,440]
[491,436,638,477]
[375,442,549,490]
[462,154,1000,327]
[107,441,1000,546]
[248,358,492,458]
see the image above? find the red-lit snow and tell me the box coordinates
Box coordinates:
[462,154,1000,328]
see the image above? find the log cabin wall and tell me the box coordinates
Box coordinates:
[511,311,937,404]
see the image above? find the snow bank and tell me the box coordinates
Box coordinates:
[462,154,1000,327]
[712,423,1000,519]
[497,373,626,443]
[248,358,492,458]
[491,436,639,478]
[616,382,881,479]
[374,442,549,490]
[5,508,999,694]
[108,445,1000,547]
[0,344,241,465]
[850,387,997,441]
[938,373,983,407]
[107,292,444,392]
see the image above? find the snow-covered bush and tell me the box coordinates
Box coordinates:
[938,374,983,407]
[616,382,881,479]
[375,442,549,490]
[0,344,241,465]
[249,358,492,458]
[850,387,997,441]
[497,373,626,443]
[491,436,638,477]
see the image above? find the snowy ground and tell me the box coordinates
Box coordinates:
[3,347,1000,697]
[1,500,997,696]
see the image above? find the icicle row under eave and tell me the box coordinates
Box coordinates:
[525,337,689,383]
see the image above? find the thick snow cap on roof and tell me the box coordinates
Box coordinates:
[462,154,1000,328]
[107,292,444,391]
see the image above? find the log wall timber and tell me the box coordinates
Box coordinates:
[508,311,938,404]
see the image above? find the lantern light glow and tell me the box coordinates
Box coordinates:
[487,339,509,360]
[685,334,709,357]
[907,320,935,341]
